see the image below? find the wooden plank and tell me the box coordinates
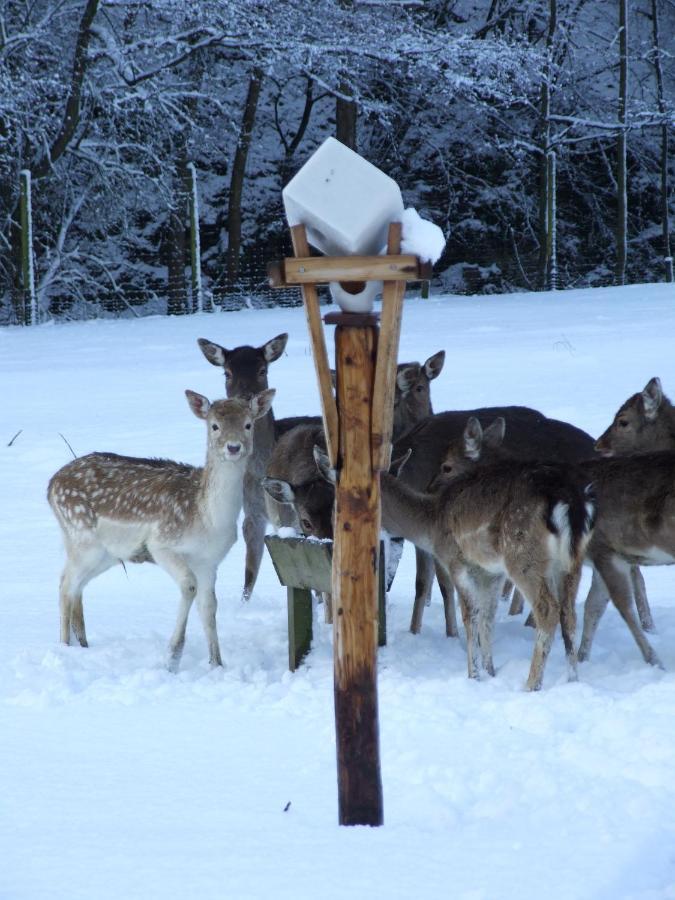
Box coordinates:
[278,255,430,286]
[264,535,332,593]
[371,223,406,471]
[332,321,383,827]
[288,586,313,672]
[290,224,339,468]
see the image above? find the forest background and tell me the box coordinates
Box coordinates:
[2,0,674,324]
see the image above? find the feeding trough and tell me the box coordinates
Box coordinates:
[269,137,445,827]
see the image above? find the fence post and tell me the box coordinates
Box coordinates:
[187,162,203,313]
[19,170,37,325]
[546,151,558,291]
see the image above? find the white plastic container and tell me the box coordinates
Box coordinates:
[282,137,404,312]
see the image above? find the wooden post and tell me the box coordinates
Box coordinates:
[331,314,383,826]
[187,162,203,313]
[19,170,36,326]
[290,225,339,468]
[267,222,422,826]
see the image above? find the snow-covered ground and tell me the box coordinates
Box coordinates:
[2,282,675,900]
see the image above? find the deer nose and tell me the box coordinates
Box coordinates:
[227,442,242,455]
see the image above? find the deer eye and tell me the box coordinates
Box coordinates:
[301,518,313,532]
[416,385,424,393]
[618,419,629,428]
[258,366,267,377]
[211,423,219,431]
[245,421,252,430]
[442,463,452,473]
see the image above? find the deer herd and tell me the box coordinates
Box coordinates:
[48,328,675,690]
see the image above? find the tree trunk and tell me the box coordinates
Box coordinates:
[336,86,357,151]
[33,0,100,179]
[537,0,556,290]
[615,0,628,286]
[651,0,673,282]
[226,67,264,290]
[546,151,557,290]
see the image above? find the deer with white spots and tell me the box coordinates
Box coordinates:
[48,388,275,671]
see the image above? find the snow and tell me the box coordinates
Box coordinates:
[400,206,447,264]
[2,282,675,899]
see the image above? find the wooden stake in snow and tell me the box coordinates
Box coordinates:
[19,170,37,326]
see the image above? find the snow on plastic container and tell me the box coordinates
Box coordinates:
[282,137,404,312]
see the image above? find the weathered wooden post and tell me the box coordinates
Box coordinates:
[269,137,436,826]
[19,170,37,326]
[187,162,203,313]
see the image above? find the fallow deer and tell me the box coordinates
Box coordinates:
[200,334,444,600]
[198,334,289,601]
[591,376,675,633]
[392,406,596,635]
[434,416,668,671]
[316,442,595,691]
[48,388,275,671]
[595,377,675,457]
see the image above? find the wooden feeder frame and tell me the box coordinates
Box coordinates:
[268,222,429,827]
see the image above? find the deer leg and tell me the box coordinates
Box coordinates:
[435,561,458,638]
[59,546,115,647]
[578,569,609,662]
[476,573,503,677]
[632,566,655,633]
[452,567,481,679]
[509,589,525,616]
[410,547,434,634]
[196,579,223,669]
[242,510,267,602]
[513,573,559,691]
[558,564,583,683]
[152,549,199,671]
[592,558,662,668]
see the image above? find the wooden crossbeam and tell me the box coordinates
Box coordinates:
[268,254,432,288]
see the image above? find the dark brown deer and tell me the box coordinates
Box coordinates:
[48,389,275,671]
[591,376,675,634]
[393,350,445,439]
[577,451,675,667]
[262,424,334,539]
[595,377,675,457]
[434,416,667,671]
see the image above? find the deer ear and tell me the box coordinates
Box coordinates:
[390,447,412,478]
[313,445,336,484]
[463,417,483,460]
[396,364,419,394]
[250,388,276,419]
[424,350,445,381]
[262,477,295,504]
[262,333,288,363]
[197,338,228,368]
[185,390,211,420]
[482,417,505,448]
[642,377,662,419]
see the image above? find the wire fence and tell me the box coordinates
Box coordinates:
[6,238,671,325]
